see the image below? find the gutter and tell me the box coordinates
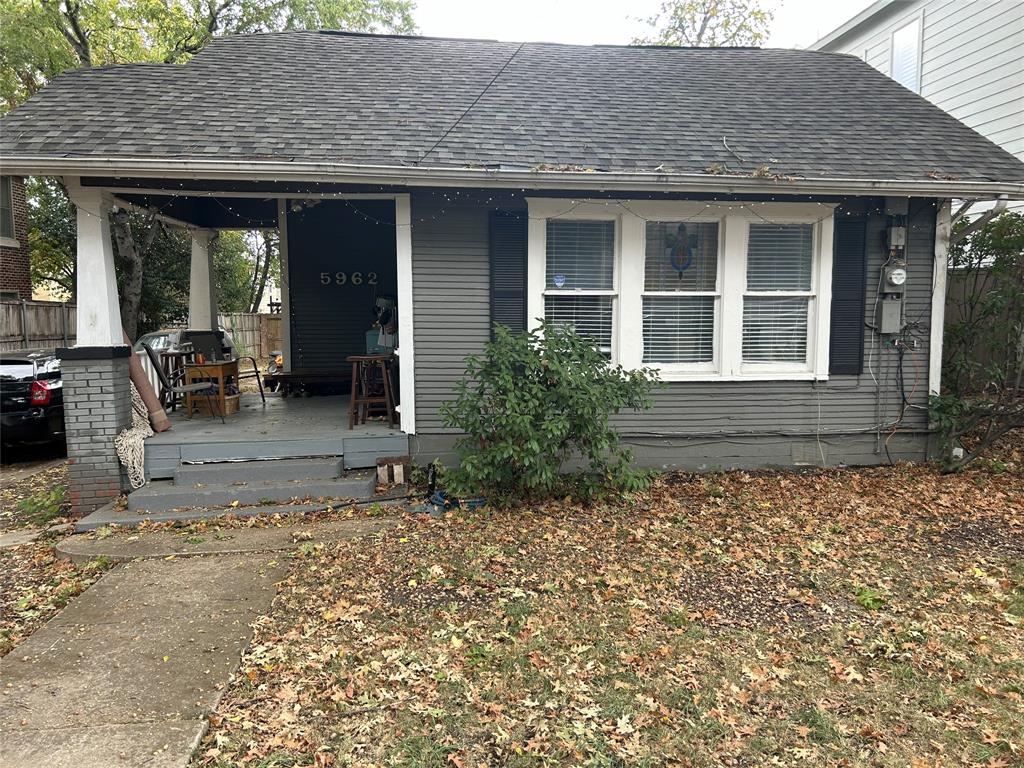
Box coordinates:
[2,156,1022,199]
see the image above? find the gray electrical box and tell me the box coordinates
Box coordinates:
[878,262,907,334]
[878,296,903,334]
[884,197,910,217]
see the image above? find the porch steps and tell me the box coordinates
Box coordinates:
[128,472,377,514]
[173,457,345,485]
[73,502,330,532]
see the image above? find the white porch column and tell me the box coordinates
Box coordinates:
[66,182,123,346]
[188,228,219,329]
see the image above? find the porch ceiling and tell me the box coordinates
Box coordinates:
[115,192,277,229]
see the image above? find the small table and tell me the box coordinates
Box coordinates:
[185,359,239,418]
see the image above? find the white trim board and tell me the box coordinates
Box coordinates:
[929,199,951,398]
[394,193,416,435]
[277,199,292,373]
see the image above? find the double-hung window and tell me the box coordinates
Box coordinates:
[543,219,616,356]
[742,223,815,368]
[641,221,719,371]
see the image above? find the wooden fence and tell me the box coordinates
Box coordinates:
[0,301,281,359]
[0,299,76,351]
[216,312,281,360]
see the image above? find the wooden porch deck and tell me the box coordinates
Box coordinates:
[144,394,407,479]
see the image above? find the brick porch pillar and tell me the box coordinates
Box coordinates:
[58,347,133,516]
[59,180,133,517]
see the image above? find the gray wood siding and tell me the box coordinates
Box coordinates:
[410,190,937,465]
[816,0,1023,210]
[411,190,525,434]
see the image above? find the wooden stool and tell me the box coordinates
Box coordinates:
[346,354,397,429]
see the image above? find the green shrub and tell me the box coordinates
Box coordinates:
[440,323,659,503]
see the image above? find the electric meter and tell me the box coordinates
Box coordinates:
[886,267,907,287]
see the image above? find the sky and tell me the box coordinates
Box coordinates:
[414,0,877,49]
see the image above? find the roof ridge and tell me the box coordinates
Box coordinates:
[204,30,878,55]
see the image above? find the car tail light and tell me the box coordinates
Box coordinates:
[31,380,52,405]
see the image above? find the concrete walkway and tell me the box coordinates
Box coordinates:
[0,553,283,767]
[0,514,401,768]
[58,515,398,564]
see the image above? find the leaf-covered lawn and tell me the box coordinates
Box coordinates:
[0,540,109,657]
[198,439,1023,768]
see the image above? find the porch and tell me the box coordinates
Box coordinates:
[145,393,407,480]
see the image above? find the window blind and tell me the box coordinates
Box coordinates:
[643,296,714,364]
[545,295,613,355]
[891,18,920,92]
[746,224,813,291]
[644,221,718,292]
[742,297,809,362]
[546,220,614,291]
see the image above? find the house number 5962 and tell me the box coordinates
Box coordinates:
[320,271,378,286]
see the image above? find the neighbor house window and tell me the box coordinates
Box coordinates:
[891,17,921,92]
[543,219,616,356]
[642,221,719,368]
[742,224,814,364]
[527,200,833,380]
[0,176,14,241]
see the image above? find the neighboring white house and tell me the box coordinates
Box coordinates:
[811,0,1023,212]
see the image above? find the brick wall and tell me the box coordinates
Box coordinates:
[61,354,132,516]
[0,176,31,299]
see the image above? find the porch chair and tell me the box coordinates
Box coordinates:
[141,342,225,424]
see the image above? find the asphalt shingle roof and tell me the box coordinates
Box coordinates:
[2,30,1022,183]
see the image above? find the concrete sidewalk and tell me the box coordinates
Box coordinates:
[0,554,285,768]
[57,515,398,564]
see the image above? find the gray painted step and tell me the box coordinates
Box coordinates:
[74,502,330,532]
[173,457,343,485]
[127,472,376,513]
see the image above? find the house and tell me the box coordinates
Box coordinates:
[810,0,1024,214]
[0,175,31,300]
[1,32,1023,516]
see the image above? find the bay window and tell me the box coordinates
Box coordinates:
[526,199,833,381]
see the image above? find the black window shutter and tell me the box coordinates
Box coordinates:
[829,217,868,375]
[489,210,527,338]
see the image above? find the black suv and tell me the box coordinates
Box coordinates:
[0,349,65,449]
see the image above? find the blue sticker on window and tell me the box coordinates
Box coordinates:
[553,274,566,288]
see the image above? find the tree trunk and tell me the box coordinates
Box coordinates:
[249,232,274,313]
[111,211,158,339]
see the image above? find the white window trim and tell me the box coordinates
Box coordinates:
[526,198,835,382]
[0,237,20,249]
